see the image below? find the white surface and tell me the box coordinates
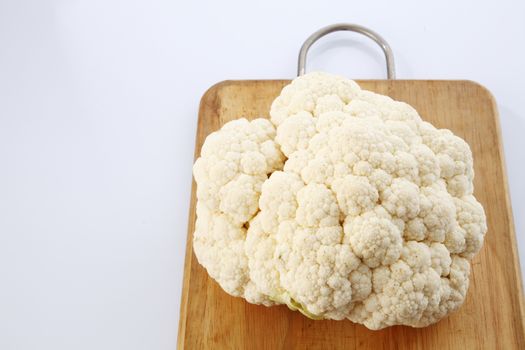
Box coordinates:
[0,0,523,349]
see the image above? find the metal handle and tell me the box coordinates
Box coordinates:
[297,23,396,79]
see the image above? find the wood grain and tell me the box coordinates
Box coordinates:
[178,80,525,350]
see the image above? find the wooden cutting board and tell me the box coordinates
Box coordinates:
[178,79,525,349]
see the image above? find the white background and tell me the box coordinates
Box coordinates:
[0,0,524,349]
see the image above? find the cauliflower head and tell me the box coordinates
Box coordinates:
[192,72,487,330]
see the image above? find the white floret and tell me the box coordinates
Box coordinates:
[275,111,316,156]
[270,72,361,126]
[332,175,378,216]
[454,195,487,258]
[192,118,284,302]
[344,208,403,268]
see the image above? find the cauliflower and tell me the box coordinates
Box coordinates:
[192,72,487,330]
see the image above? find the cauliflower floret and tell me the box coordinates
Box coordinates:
[275,111,316,156]
[192,72,487,330]
[193,204,248,296]
[454,195,487,258]
[193,118,284,224]
[332,175,378,216]
[295,183,340,228]
[271,71,361,126]
[193,118,284,303]
[344,208,403,268]
[276,227,357,317]
[351,242,443,329]
[219,174,264,223]
[381,178,420,220]
[245,172,303,298]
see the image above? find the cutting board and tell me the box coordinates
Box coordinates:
[178,80,525,349]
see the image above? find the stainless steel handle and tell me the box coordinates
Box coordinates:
[297,23,396,79]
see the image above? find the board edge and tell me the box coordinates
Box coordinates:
[462,80,525,341]
[177,81,225,349]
